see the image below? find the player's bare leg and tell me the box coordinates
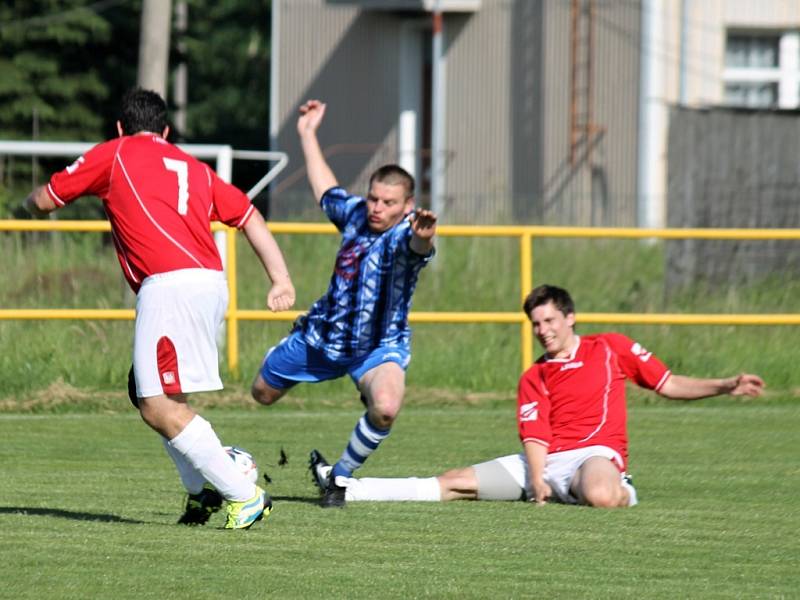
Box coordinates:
[250,372,287,406]
[319,363,405,507]
[359,361,405,429]
[436,466,480,501]
[570,456,630,508]
[138,393,262,524]
[138,393,195,438]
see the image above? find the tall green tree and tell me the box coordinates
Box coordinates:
[181,0,270,148]
[0,0,273,213]
[0,1,118,141]
[180,0,271,203]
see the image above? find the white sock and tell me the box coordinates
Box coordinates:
[344,476,441,502]
[161,436,206,495]
[621,475,638,507]
[168,415,255,501]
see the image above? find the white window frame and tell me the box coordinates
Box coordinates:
[723,30,800,109]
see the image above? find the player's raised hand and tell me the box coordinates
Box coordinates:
[410,208,438,241]
[267,279,296,312]
[729,373,765,397]
[297,100,327,137]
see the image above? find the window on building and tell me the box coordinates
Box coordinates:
[723,31,800,109]
[724,82,778,107]
[725,35,779,68]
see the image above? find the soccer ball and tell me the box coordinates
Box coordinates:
[224,445,259,485]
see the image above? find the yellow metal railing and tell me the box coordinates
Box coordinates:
[3,219,800,375]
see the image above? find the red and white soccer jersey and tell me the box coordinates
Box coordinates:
[516,333,671,470]
[46,134,255,291]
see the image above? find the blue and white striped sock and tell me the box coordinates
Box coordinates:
[331,413,390,479]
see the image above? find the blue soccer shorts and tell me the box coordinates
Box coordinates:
[259,331,410,390]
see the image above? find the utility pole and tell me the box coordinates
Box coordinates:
[138,0,173,98]
[637,0,666,229]
[430,0,446,218]
[172,1,188,136]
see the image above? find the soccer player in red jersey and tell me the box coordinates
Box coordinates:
[309,284,764,508]
[24,88,295,528]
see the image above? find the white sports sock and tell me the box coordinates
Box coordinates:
[621,476,638,507]
[168,415,255,501]
[344,476,441,502]
[161,436,206,495]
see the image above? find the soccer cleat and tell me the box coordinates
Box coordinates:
[321,474,346,509]
[308,449,333,493]
[177,484,223,526]
[621,473,638,507]
[224,485,271,529]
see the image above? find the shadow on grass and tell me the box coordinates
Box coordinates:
[270,495,322,506]
[0,506,145,524]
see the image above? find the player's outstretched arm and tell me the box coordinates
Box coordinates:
[23,185,57,218]
[242,210,295,312]
[409,208,438,255]
[658,373,765,400]
[297,99,338,204]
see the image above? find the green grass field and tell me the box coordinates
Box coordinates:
[1,230,798,597]
[0,400,797,599]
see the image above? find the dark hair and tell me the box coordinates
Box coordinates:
[522,284,575,318]
[119,88,167,135]
[368,164,415,199]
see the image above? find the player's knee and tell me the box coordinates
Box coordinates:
[583,484,624,508]
[438,467,479,500]
[365,393,401,428]
[368,409,396,430]
[136,397,162,431]
[251,379,282,406]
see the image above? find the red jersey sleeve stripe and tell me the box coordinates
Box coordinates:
[235,204,256,229]
[654,370,672,392]
[46,183,66,207]
[522,437,550,448]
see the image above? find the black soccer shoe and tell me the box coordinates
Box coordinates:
[321,474,346,509]
[308,449,332,493]
[177,484,223,525]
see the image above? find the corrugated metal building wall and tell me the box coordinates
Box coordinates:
[666,107,800,287]
[269,0,642,226]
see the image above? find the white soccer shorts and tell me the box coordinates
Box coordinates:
[133,268,228,398]
[474,445,628,505]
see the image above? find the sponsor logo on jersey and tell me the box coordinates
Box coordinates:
[560,361,584,372]
[519,401,539,422]
[162,371,176,385]
[66,156,85,175]
[335,240,366,280]
[630,342,652,362]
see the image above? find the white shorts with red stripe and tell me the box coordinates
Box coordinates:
[133,268,228,398]
[474,445,630,505]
